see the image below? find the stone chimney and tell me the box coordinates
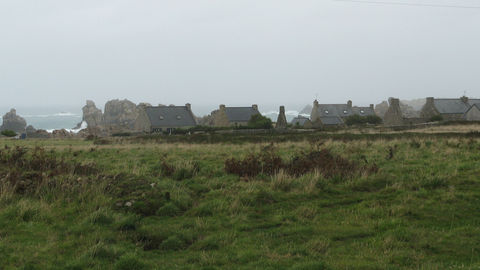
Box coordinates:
[390,98,400,106]
[185,103,191,111]
[347,100,352,108]
[252,104,258,111]
[311,100,321,122]
[384,98,403,126]
[426,97,434,105]
[276,106,287,129]
[370,104,374,109]
[219,104,226,111]
[461,96,469,103]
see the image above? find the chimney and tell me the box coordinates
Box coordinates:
[347,100,352,108]
[185,103,191,111]
[390,98,400,107]
[426,97,434,104]
[313,99,319,106]
[219,104,226,110]
[370,104,374,109]
[252,104,258,111]
[279,106,285,113]
[461,96,469,103]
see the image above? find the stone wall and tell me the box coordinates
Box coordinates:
[275,106,287,129]
[383,98,404,126]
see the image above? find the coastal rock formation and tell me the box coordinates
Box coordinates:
[103,99,139,131]
[82,100,104,128]
[0,109,27,133]
[51,129,73,138]
[27,129,50,139]
[299,104,312,116]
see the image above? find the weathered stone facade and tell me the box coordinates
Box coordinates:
[211,104,260,127]
[464,105,480,121]
[275,106,287,129]
[135,104,196,133]
[310,99,375,127]
[420,96,480,121]
[383,98,404,126]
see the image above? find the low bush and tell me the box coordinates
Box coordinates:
[246,114,273,129]
[225,145,378,179]
[345,115,382,126]
[1,130,17,137]
[429,115,443,122]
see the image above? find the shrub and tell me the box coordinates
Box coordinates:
[156,202,180,217]
[429,114,443,122]
[247,114,273,129]
[345,115,382,126]
[225,146,378,179]
[160,235,186,251]
[114,254,146,270]
[1,130,17,137]
[158,159,199,180]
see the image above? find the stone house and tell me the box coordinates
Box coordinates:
[420,96,480,121]
[383,98,426,126]
[291,116,312,128]
[134,104,197,133]
[464,104,480,121]
[212,104,260,127]
[310,100,375,126]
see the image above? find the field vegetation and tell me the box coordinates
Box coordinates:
[1,130,480,269]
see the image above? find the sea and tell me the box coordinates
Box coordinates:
[0,104,310,132]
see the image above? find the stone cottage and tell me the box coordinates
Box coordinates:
[291,116,312,128]
[134,104,197,133]
[211,104,260,127]
[383,98,426,126]
[420,96,480,121]
[310,100,375,126]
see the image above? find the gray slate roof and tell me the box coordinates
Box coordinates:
[433,99,480,114]
[320,116,344,125]
[225,107,260,122]
[315,104,375,117]
[145,106,196,127]
[291,116,311,126]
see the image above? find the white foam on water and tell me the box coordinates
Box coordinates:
[46,121,87,134]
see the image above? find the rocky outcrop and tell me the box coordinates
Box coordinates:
[0,109,27,133]
[300,104,312,116]
[51,129,74,138]
[103,99,139,132]
[82,100,104,128]
[27,129,50,139]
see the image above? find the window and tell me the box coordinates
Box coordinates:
[360,110,365,114]
[324,110,329,114]
[176,115,182,120]
[343,110,348,114]
[159,115,164,120]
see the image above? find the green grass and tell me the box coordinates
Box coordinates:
[0,135,480,269]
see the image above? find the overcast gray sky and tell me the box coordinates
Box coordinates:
[1,0,479,110]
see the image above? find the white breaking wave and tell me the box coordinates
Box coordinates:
[23,112,80,118]
[46,121,87,134]
[262,110,310,117]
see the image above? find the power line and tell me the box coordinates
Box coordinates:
[334,0,480,9]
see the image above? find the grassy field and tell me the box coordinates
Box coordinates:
[1,131,480,269]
